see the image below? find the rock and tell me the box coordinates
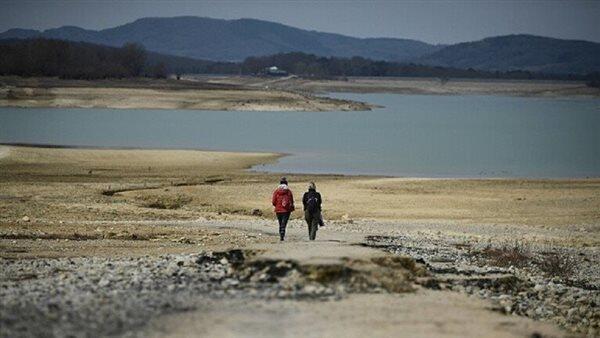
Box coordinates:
[251,209,263,217]
[98,278,110,287]
[303,285,318,294]
[21,216,30,222]
[341,214,354,224]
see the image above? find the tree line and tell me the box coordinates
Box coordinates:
[240,52,588,81]
[0,38,237,79]
[0,38,596,82]
[0,39,150,79]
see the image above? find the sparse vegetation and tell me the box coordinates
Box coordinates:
[478,242,532,268]
[474,243,578,279]
[538,252,576,279]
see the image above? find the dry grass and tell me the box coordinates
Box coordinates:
[478,243,532,268]
[473,243,578,279]
[538,252,577,279]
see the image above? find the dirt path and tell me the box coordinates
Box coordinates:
[134,222,564,338]
[142,293,562,338]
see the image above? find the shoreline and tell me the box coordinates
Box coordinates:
[1,76,598,113]
[4,143,598,180]
[0,76,373,112]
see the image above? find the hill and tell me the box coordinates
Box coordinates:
[0,16,442,62]
[418,34,600,74]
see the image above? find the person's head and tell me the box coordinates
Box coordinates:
[308,182,316,190]
[280,176,288,185]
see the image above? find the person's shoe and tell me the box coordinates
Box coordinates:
[280,237,284,241]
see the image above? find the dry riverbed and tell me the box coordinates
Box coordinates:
[1,145,599,337]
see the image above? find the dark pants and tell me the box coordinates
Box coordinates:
[276,212,291,240]
[304,210,320,240]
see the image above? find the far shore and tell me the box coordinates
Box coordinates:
[0,76,372,112]
[1,76,598,113]
[191,75,600,98]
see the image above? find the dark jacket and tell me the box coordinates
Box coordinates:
[302,189,322,212]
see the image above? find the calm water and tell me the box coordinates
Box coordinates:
[1,93,599,178]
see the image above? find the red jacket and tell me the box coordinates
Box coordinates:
[272,184,295,213]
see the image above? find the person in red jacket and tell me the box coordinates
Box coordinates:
[272,177,295,241]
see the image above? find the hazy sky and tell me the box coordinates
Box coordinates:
[1,0,599,44]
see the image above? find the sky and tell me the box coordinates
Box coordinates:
[0,0,599,44]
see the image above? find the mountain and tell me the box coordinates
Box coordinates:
[1,18,598,75]
[0,16,443,62]
[417,34,600,74]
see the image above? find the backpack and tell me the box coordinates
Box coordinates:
[306,195,319,213]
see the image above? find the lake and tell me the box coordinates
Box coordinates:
[1,93,599,178]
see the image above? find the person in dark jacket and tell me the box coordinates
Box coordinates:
[302,182,322,241]
[272,177,294,241]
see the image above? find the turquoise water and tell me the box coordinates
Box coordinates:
[1,93,599,177]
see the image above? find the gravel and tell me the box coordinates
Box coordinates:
[365,234,599,336]
[0,251,339,338]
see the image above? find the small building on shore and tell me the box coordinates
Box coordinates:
[263,66,288,76]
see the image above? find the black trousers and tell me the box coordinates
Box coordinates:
[276,212,291,240]
[304,210,320,240]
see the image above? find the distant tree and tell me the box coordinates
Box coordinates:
[120,42,147,77]
[585,72,600,88]
[148,62,168,78]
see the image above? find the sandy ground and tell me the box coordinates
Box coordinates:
[0,76,371,111]
[1,145,598,337]
[2,146,597,244]
[0,146,9,159]
[192,75,600,98]
[141,293,562,338]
